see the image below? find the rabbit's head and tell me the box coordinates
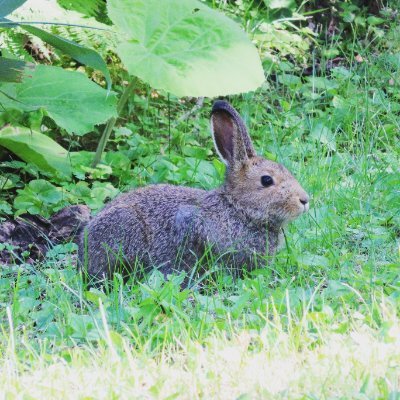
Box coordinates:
[211,100,309,226]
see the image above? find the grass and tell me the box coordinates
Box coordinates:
[1,4,400,399]
[2,309,400,399]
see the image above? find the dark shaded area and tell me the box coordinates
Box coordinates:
[306,0,383,21]
[0,205,90,265]
[301,57,346,76]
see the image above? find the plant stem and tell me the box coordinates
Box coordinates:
[92,78,137,167]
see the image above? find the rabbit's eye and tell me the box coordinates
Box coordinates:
[261,175,274,187]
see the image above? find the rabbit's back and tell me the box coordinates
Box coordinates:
[79,184,207,278]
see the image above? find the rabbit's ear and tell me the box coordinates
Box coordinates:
[211,100,256,166]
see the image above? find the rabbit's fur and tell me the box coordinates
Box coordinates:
[79,101,309,279]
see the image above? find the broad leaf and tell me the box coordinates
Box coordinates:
[0,0,27,18]
[0,56,35,82]
[0,125,72,178]
[107,0,264,97]
[57,0,106,19]
[21,25,111,90]
[0,65,117,135]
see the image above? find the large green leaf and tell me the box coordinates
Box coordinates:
[0,56,35,82]
[0,125,71,178]
[20,25,112,90]
[0,65,117,135]
[107,0,264,97]
[0,0,27,18]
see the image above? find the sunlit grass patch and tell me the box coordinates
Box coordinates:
[1,304,399,399]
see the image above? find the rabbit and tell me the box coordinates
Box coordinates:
[78,100,309,280]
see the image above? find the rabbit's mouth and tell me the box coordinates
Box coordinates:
[302,202,310,213]
[283,202,309,222]
[296,203,309,216]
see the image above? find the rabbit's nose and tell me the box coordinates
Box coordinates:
[299,197,308,205]
[299,194,309,206]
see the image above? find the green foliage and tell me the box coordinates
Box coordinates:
[1,0,265,176]
[0,125,71,179]
[13,178,119,216]
[13,179,64,216]
[107,0,264,96]
[0,0,116,170]
[0,65,117,134]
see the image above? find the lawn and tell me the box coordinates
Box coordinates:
[0,0,399,399]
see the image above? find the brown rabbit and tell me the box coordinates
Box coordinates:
[79,101,309,280]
